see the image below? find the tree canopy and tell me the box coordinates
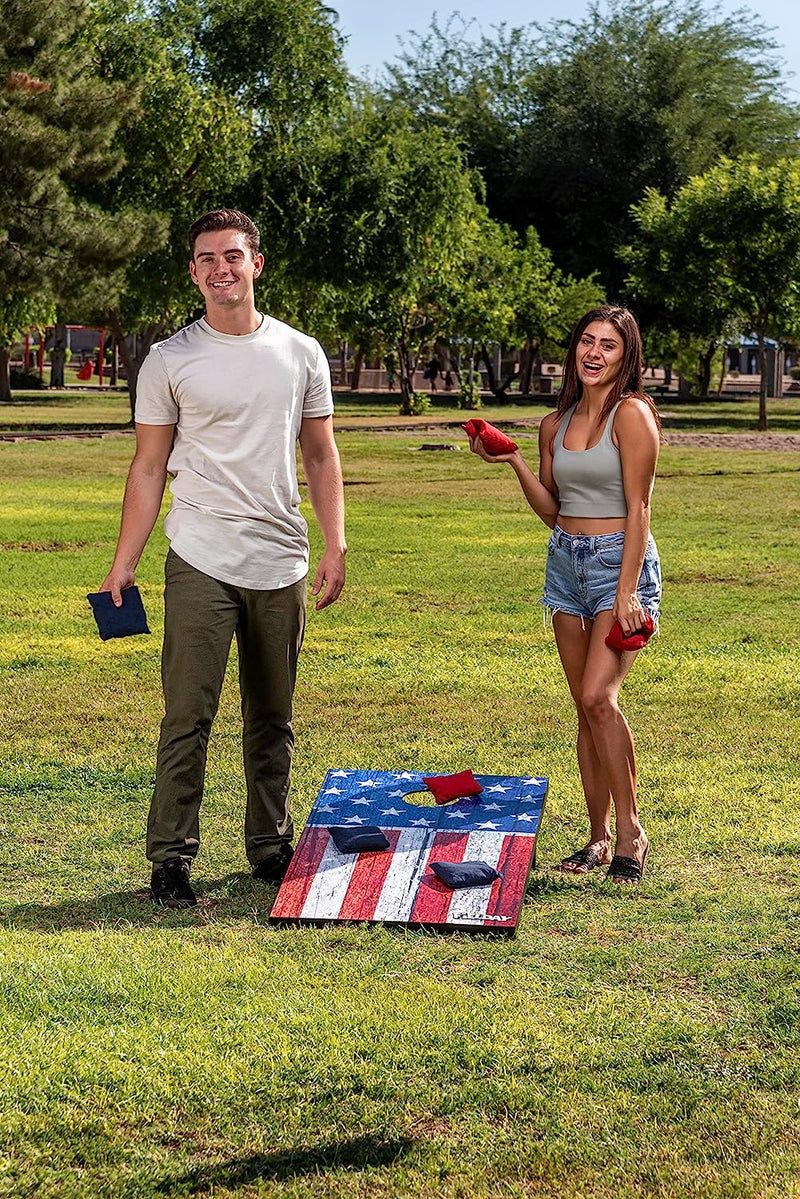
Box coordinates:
[2,0,800,416]
[385,0,800,293]
[0,0,157,398]
[624,156,800,427]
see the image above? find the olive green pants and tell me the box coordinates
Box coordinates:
[146,550,307,868]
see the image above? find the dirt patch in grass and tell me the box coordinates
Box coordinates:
[2,417,800,451]
[662,432,800,451]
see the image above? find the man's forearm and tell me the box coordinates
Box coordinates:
[112,462,168,573]
[304,450,346,553]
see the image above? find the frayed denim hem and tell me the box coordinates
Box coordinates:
[541,597,587,631]
[541,596,661,636]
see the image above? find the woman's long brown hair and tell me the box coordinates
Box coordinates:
[557,305,661,430]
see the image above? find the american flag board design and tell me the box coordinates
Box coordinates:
[269,769,547,935]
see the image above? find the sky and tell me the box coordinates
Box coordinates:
[330,0,797,94]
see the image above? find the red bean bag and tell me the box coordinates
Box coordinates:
[422,769,484,804]
[462,419,518,455]
[604,614,655,652]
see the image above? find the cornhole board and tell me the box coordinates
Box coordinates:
[269,769,547,936]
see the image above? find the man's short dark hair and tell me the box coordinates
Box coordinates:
[188,210,260,259]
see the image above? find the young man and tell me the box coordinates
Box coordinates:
[99,209,346,908]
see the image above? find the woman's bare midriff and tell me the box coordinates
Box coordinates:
[557,515,627,535]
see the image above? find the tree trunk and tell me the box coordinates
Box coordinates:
[398,336,414,413]
[479,342,516,399]
[716,352,727,396]
[111,311,162,423]
[50,322,67,388]
[350,347,363,391]
[0,344,11,402]
[109,336,118,387]
[698,340,716,397]
[663,364,672,388]
[519,336,538,395]
[757,329,768,432]
[480,343,498,395]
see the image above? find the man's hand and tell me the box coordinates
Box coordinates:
[99,565,136,608]
[97,422,174,607]
[312,548,346,610]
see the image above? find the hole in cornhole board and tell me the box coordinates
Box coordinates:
[401,789,460,807]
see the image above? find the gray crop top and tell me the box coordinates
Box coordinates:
[551,401,628,518]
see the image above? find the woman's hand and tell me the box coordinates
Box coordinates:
[467,434,519,465]
[613,590,647,637]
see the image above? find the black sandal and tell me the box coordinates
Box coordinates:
[606,843,650,885]
[560,844,609,874]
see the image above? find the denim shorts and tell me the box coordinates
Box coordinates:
[541,526,661,623]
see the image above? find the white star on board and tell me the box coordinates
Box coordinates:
[445,811,468,819]
[380,807,401,816]
[388,790,405,798]
[343,816,366,825]
[351,798,371,806]
[323,787,345,795]
[395,772,416,780]
[476,821,499,829]
[516,812,535,823]
[410,817,433,826]
[482,802,503,811]
[317,804,336,813]
[485,784,510,794]
[330,771,351,778]
[521,777,547,786]
[360,779,378,788]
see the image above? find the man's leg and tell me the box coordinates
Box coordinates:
[147,550,240,867]
[237,577,307,868]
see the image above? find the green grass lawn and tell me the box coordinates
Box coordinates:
[3,389,800,434]
[0,431,798,1197]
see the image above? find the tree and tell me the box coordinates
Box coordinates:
[623,157,800,427]
[0,0,153,400]
[258,98,492,413]
[508,230,604,395]
[385,1,800,294]
[449,223,603,399]
[84,0,349,414]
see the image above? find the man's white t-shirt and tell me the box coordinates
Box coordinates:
[134,315,334,590]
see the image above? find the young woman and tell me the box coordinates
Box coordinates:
[468,306,661,885]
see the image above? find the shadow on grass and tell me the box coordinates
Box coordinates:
[2,868,566,933]
[0,872,277,931]
[155,1134,416,1193]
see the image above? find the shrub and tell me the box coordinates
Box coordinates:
[10,368,43,390]
[398,390,430,416]
[457,380,482,410]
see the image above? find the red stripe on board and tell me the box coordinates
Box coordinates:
[408,831,470,925]
[337,828,403,921]
[484,833,536,927]
[270,826,330,919]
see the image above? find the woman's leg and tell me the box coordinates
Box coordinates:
[552,612,613,870]
[577,610,648,880]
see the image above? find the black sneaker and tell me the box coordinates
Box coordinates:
[151,858,197,908]
[251,843,294,885]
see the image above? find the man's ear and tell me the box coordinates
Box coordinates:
[252,252,265,280]
[189,259,199,285]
